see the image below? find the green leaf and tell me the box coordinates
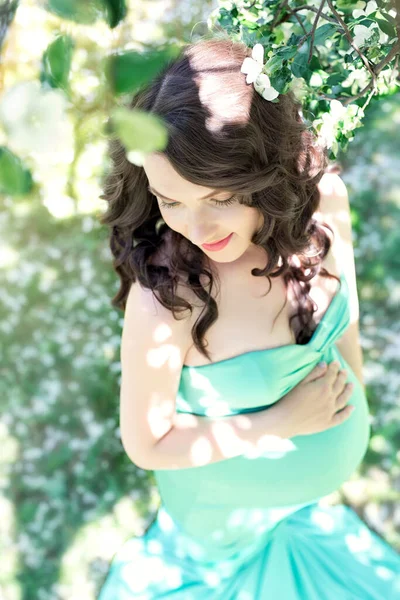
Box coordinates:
[241,19,259,31]
[40,34,74,90]
[380,10,397,26]
[308,55,322,72]
[367,46,382,60]
[275,45,298,61]
[105,45,181,96]
[375,17,396,39]
[291,43,312,80]
[326,71,350,86]
[103,0,127,28]
[336,0,364,10]
[314,23,338,46]
[109,107,168,154]
[264,53,284,74]
[286,33,302,47]
[270,66,292,93]
[0,147,33,196]
[45,0,106,24]
[215,7,236,30]
[241,30,258,47]
[353,17,376,29]
[273,28,285,45]
[338,36,351,52]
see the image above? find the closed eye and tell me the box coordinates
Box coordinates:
[157,195,239,209]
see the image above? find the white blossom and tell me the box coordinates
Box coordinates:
[352,0,378,19]
[241,43,279,101]
[0,80,73,156]
[351,1,389,47]
[353,24,377,48]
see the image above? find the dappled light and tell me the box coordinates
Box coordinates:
[1,0,399,598]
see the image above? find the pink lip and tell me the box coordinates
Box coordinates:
[201,233,233,251]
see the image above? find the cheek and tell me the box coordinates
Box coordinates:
[222,205,257,227]
[160,215,184,238]
[238,206,263,233]
[158,208,176,227]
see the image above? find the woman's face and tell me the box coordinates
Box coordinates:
[142,153,264,264]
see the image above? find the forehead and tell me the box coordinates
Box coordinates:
[142,153,219,198]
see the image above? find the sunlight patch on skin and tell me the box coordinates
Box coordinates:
[147,343,181,369]
[153,322,173,343]
[145,340,184,438]
[147,393,176,439]
[190,435,214,466]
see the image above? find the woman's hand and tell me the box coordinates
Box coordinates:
[275,361,355,438]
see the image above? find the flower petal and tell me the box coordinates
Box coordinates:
[354,23,375,42]
[241,58,263,84]
[330,99,346,120]
[262,86,280,101]
[251,43,264,66]
[241,57,255,74]
[256,73,271,87]
[365,0,377,15]
[253,73,279,101]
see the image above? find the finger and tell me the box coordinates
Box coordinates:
[331,404,355,427]
[305,362,327,382]
[332,369,348,395]
[326,361,342,383]
[335,383,354,411]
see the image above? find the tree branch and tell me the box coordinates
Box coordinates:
[326,0,377,84]
[272,2,342,27]
[308,0,327,62]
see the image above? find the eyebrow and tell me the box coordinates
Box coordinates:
[147,185,221,202]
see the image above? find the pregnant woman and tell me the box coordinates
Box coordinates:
[98,36,400,599]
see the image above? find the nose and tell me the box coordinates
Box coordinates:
[189,227,223,246]
[187,212,219,246]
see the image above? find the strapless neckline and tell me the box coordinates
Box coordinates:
[182,271,347,369]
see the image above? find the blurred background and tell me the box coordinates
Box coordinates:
[0,1,399,599]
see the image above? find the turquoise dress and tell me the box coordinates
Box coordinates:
[99,272,400,599]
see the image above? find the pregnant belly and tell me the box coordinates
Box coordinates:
[155,379,370,548]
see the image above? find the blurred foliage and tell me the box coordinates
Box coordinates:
[0,1,399,599]
[104,44,181,95]
[0,0,399,192]
[45,0,127,29]
[39,34,75,91]
[0,147,33,195]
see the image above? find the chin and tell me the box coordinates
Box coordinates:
[208,247,250,266]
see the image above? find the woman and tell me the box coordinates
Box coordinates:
[98,35,400,599]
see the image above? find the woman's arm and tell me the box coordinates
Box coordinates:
[137,405,288,471]
[316,173,365,391]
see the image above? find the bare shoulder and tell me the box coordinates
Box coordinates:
[315,173,352,260]
[315,173,352,250]
[316,172,359,321]
[318,172,348,199]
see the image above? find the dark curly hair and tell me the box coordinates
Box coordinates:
[99,33,342,363]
